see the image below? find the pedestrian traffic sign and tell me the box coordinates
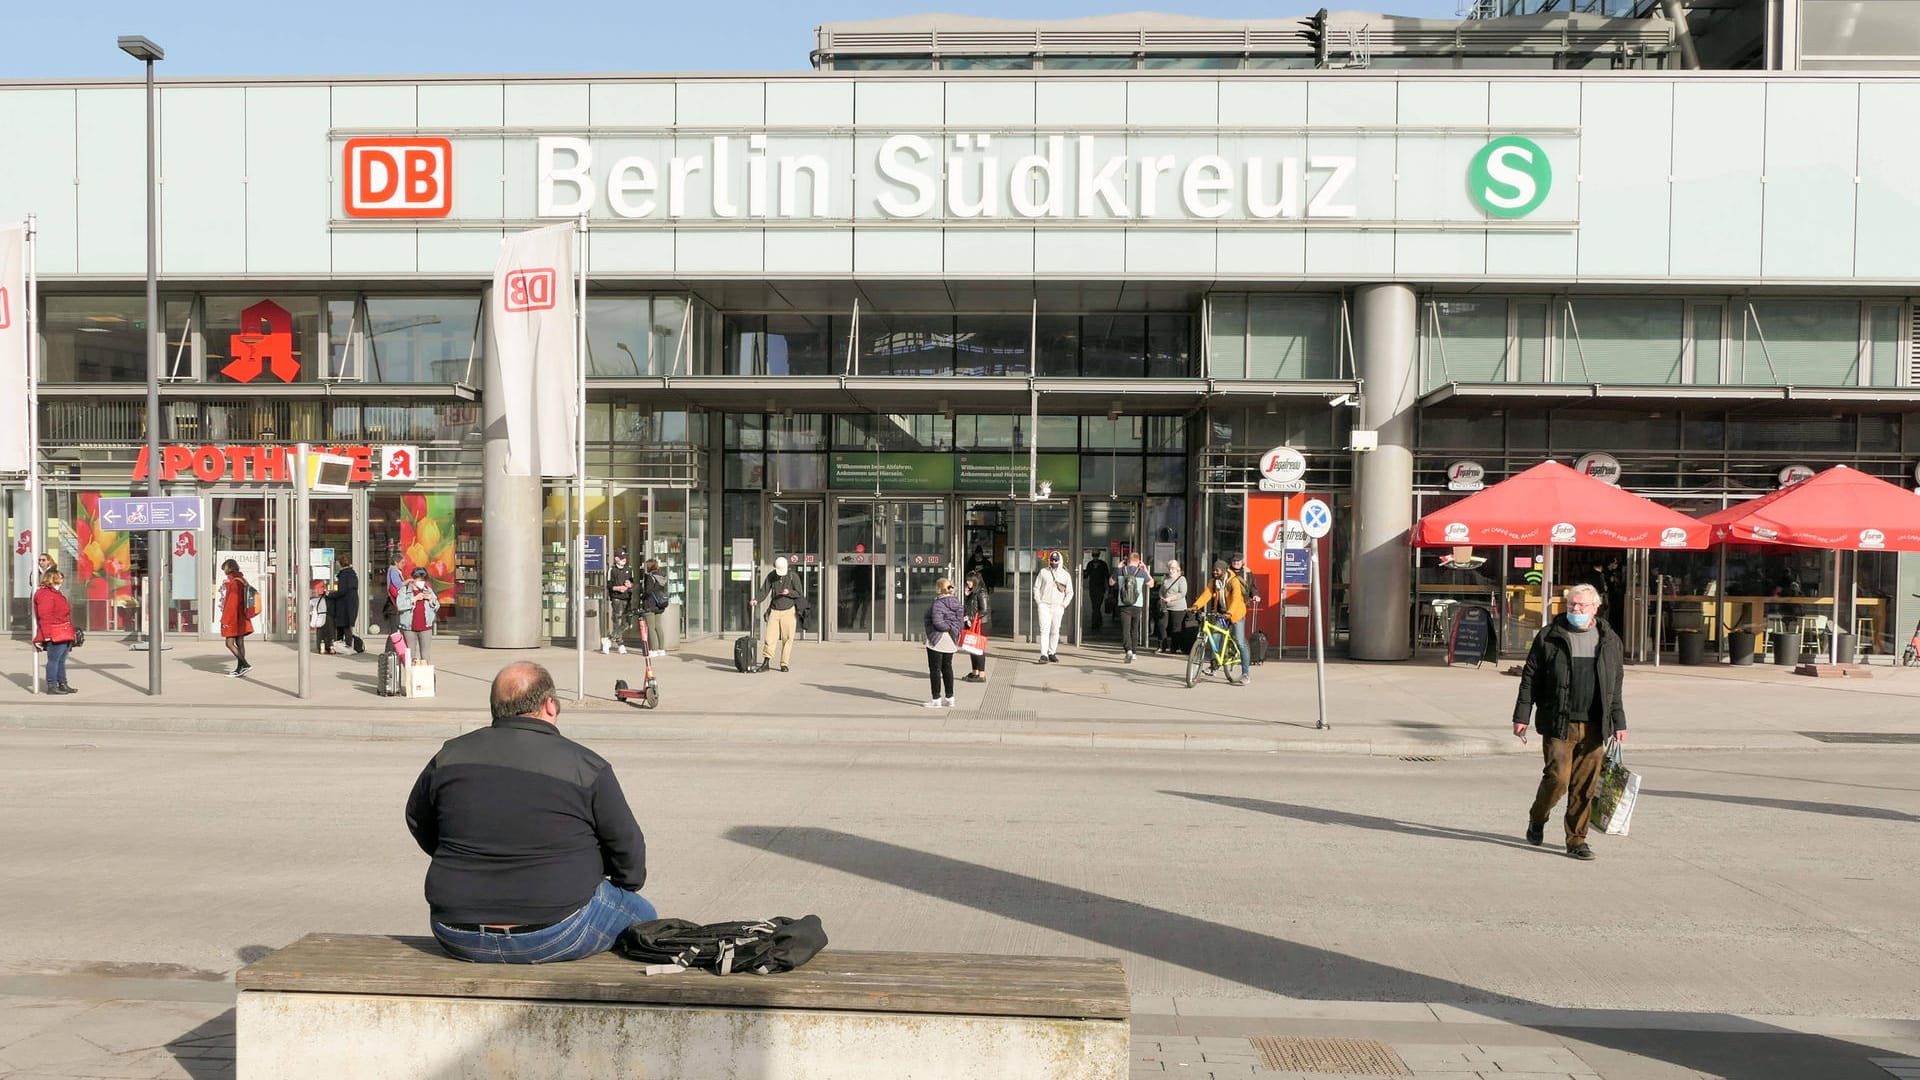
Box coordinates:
[98,496,205,529]
[1300,498,1333,539]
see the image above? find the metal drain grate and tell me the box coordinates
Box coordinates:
[1800,732,1920,744]
[1251,1036,1411,1076]
[1399,755,1439,762]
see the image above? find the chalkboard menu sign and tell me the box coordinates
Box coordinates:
[1447,604,1497,666]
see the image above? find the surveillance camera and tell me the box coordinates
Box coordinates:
[1329,394,1353,408]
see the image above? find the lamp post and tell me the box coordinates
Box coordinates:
[119,34,164,696]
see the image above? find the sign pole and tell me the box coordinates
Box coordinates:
[575,215,588,702]
[25,214,40,696]
[1310,538,1328,731]
[295,443,311,699]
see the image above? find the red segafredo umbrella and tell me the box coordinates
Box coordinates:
[1698,465,1920,551]
[1413,460,1711,550]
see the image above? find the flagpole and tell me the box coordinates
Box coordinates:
[25,215,40,696]
[575,214,588,702]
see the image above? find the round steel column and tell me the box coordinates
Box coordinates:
[1349,284,1418,661]
[480,287,544,649]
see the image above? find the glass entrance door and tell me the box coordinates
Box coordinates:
[1014,502,1073,643]
[769,499,825,641]
[1078,499,1140,645]
[207,491,362,642]
[962,501,1013,642]
[831,498,951,640]
[891,500,949,642]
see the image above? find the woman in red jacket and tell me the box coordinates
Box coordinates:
[33,569,78,695]
[218,559,255,678]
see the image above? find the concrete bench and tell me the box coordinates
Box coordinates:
[236,933,1129,1079]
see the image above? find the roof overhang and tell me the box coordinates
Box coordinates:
[584,376,1360,415]
[1421,382,1920,414]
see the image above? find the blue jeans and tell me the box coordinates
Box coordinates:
[432,880,657,964]
[1231,619,1249,676]
[44,641,71,686]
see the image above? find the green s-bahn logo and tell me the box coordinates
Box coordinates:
[1467,136,1552,219]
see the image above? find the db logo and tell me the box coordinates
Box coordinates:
[1443,522,1471,543]
[503,269,557,312]
[1550,522,1577,543]
[1860,528,1886,549]
[343,137,452,219]
[1659,527,1689,548]
[0,286,10,330]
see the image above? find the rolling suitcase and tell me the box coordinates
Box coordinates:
[1249,630,1269,665]
[378,647,406,697]
[734,635,759,673]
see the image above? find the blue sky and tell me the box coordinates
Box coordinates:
[9,0,1462,79]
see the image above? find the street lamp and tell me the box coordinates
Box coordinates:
[119,34,164,696]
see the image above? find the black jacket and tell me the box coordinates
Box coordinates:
[405,716,647,925]
[607,562,636,603]
[1512,619,1628,740]
[331,567,359,626]
[760,571,800,611]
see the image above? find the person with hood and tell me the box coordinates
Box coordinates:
[1189,560,1249,685]
[758,556,801,673]
[923,577,966,708]
[603,548,635,655]
[1512,583,1627,861]
[1033,549,1074,664]
[218,559,255,678]
[400,567,441,666]
[962,572,990,683]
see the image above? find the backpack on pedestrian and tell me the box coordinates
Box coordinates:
[1119,571,1142,607]
[643,571,670,613]
[614,915,828,976]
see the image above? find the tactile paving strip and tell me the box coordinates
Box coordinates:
[1250,1036,1411,1076]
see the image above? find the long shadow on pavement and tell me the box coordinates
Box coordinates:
[163,1008,235,1080]
[1163,790,1528,850]
[722,824,1905,1079]
[1649,788,1920,823]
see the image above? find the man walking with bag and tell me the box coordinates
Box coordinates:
[1113,551,1153,664]
[1512,583,1627,861]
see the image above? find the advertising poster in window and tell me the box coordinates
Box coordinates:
[398,493,457,605]
[1244,491,1333,650]
[76,492,135,629]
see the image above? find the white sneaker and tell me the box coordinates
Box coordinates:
[599,639,610,655]
[617,644,628,655]
[942,697,955,707]
[923,698,944,708]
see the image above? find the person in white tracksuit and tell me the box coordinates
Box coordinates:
[1032,549,1075,664]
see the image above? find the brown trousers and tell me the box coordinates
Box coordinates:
[1529,720,1608,848]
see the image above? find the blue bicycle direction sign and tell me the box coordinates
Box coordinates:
[97,496,206,530]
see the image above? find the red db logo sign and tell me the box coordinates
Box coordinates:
[503,269,557,312]
[343,138,452,219]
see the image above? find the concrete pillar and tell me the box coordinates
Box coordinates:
[1349,284,1419,661]
[481,287,543,649]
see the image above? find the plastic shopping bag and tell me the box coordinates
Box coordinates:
[1589,738,1640,836]
[959,615,989,657]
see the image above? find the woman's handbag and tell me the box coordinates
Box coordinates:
[72,629,85,649]
[960,615,989,657]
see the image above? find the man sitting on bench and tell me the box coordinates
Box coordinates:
[405,661,657,962]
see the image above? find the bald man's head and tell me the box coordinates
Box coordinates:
[491,662,557,722]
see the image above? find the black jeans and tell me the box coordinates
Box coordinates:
[1119,606,1147,653]
[926,648,955,699]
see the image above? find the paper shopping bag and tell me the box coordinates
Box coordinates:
[1589,739,1640,836]
[960,615,989,656]
[407,664,437,699]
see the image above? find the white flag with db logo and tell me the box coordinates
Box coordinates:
[488,223,577,477]
[0,225,27,473]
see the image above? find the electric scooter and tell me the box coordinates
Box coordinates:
[612,612,661,709]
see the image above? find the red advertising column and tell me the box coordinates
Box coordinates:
[1244,492,1333,649]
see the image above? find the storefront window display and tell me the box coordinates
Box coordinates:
[371,491,478,634]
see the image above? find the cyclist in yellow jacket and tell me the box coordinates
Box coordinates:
[1190,560,1250,685]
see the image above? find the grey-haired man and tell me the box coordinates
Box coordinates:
[1512,583,1628,861]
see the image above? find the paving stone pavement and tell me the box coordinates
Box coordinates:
[1132,1034,1603,1080]
[0,995,232,1080]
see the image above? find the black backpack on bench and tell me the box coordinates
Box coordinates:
[614,915,828,976]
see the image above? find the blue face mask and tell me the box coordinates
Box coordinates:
[1566,611,1593,629]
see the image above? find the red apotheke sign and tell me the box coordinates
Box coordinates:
[132,444,381,484]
